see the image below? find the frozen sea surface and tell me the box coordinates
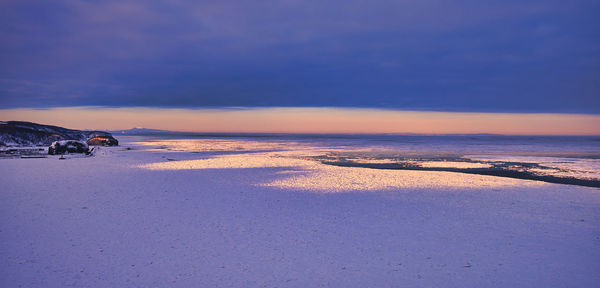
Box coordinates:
[1,135,599,287]
[133,134,600,187]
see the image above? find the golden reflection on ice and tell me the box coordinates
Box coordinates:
[263,163,544,192]
[344,158,398,164]
[138,152,546,192]
[419,161,492,169]
[131,139,319,152]
[139,153,312,170]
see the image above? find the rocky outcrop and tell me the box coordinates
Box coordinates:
[0,121,118,147]
[48,140,90,155]
[87,136,119,146]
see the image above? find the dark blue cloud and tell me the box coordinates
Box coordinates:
[1,0,599,112]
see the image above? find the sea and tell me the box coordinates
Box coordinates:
[127,133,600,188]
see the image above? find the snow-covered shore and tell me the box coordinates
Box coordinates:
[1,136,599,287]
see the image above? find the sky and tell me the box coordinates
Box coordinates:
[1,1,599,133]
[2,107,600,135]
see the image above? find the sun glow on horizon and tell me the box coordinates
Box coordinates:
[1,106,599,135]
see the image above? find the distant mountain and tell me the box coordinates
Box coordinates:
[109,127,174,135]
[0,121,117,147]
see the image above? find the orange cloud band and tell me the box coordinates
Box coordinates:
[1,107,599,135]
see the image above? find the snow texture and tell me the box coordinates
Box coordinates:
[0,136,599,287]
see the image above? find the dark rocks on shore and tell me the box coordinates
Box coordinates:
[48,140,90,155]
[87,136,119,146]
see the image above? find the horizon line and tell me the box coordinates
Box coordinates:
[106,128,600,137]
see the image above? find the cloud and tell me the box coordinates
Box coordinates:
[1,0,599,112]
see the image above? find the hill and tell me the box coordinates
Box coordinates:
[0,121,116,147]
